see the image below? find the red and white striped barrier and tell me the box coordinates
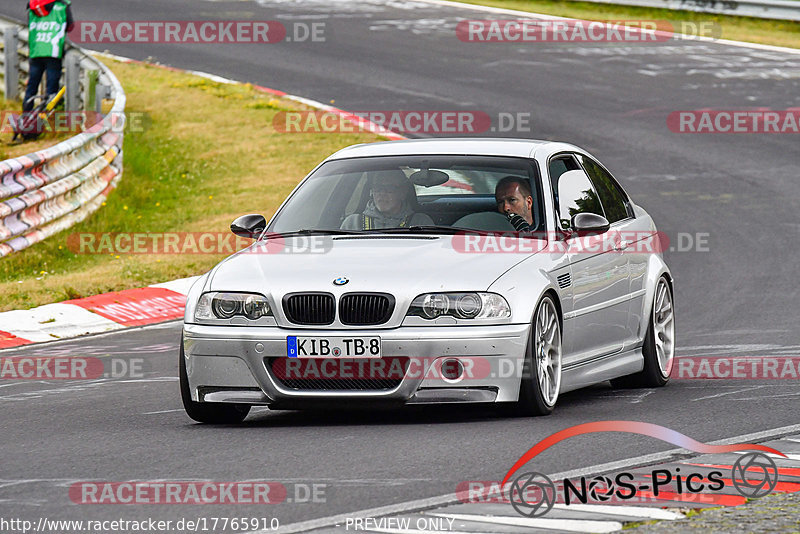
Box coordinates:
[0,276,198,349]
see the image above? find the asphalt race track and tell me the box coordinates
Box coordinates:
[1,0,799,530]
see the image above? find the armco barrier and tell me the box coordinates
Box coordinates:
[0,17,124,258]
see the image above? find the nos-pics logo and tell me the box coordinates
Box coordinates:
[504,421,783,518]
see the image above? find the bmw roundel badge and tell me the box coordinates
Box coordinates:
[333,277,349,286]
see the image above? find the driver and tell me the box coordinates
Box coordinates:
[495,176,534,232]
[341,171,433,230]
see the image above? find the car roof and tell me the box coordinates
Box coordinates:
[324,138,569,161]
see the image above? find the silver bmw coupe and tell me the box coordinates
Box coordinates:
[180,138,674,423]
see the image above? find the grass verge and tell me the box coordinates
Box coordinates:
[0,59,383,311]
[455,0,800,48]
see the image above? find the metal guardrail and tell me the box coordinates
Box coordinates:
[0,17,124,258]
[569,0,800,22]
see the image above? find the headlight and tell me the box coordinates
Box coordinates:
[407,292,511,320]
[195,292,272,321]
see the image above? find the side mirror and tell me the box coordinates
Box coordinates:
[571,212,610,235]
[231,214,267,239]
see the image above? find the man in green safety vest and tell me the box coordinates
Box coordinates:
[23,0,75,113]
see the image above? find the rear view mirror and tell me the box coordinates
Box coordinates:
[409,169,450,187]
[571,212,610,235]
[231,214,267,239]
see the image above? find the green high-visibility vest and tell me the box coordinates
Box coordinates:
[28,1,70,59]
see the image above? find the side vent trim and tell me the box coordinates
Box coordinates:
[557,273,572,290]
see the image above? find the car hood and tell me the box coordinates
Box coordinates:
[208,235,543,295]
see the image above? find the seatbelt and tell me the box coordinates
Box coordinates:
[362,214,412,229]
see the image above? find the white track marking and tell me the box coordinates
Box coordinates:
[0,382,29,389]
[430,513,622,533]
[730,451,800,462]
[22,342,176,356]
[0,303,122,342]
[0,275,193,348]
[681,384,797,388]
[709,425,800,446]
[732,392,800,401]
[116,377,177,384]
[0,377,176,401]
[149,276,201,295]
[0,320,183,354]
[691,385,767,401]
[359,529,491,534]
[550,504,684,520]
[600,390,655,403]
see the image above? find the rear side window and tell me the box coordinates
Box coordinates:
[578,155,631,223]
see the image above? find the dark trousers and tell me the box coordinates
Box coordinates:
[23,57,62,112]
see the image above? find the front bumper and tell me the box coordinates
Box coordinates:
[182,323,530,406]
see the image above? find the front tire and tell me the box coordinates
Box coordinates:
[179,338,251,424]
[511,295,562,416]
[612,276,674,388]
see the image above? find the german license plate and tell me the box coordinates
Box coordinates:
[286,336,382,358]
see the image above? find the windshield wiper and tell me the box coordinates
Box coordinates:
[365,225,488,235]
[366,226,543,237]
[264,229,364,239]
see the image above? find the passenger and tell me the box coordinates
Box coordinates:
[495,176,534,232]
[341,171,433,230]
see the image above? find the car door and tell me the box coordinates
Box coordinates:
[549,154,630,365]
[577,153,650,350]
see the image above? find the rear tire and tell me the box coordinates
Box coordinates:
[612,276,674,388]
[508,295,562,416]
[179,338,251,424]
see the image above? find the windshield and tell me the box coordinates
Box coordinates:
[269,155,544,235]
